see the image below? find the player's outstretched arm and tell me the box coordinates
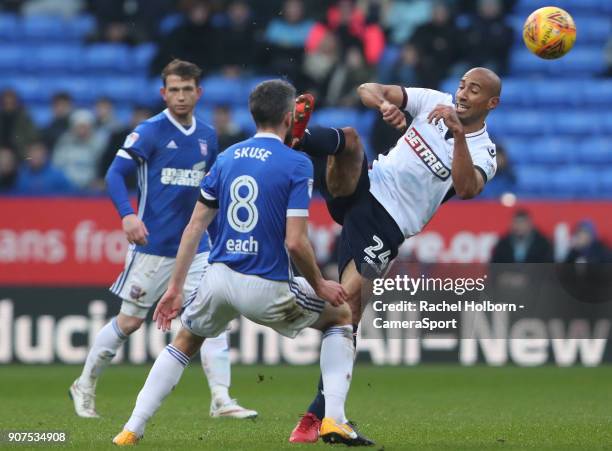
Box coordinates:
[155,202,218,331]
[428,104,484,199]
[358,83,407,131]
[286,217,347,306]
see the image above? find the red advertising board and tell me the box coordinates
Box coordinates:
[1,198,611,286]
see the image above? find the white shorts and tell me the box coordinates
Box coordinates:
[110,249,209,319]
[182,263,325,338]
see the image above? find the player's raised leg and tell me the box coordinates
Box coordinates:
[70,312,141,418]
[113,328,205,445]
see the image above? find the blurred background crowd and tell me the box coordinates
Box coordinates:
[0,0,609,200]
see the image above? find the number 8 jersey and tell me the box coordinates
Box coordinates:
[200,132,314,281]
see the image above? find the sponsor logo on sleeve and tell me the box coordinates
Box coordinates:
[123,132,139,149]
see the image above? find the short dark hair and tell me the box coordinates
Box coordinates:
[248,79,296,128]
[161,59,203,86]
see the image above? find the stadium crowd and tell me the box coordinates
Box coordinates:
[0,0,521,195]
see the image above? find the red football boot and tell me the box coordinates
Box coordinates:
[289,93,315,148]
[289,412,322,443]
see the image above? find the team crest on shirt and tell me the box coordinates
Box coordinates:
[199,139,208,156]
[129,284,145,300]
[123,132,139,148]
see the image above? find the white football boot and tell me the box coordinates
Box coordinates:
[69,378,100,418]
[209,398,258,419]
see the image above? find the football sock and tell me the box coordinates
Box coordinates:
[307,324,360,419]
[301,126,346,158]
[320,325,354,424]
[78,316,127,391]
[124,345,189,436]
[200,332,232,404]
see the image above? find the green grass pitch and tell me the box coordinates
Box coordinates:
[0,364,611,450]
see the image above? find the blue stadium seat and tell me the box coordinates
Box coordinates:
[11,77,51,103]
[66,14,96,40]
[497,137,530,162]
[574,16,611,44]
[599,169,612,196]
[0,14,18,40]
[515,165,551,195]
[550,166,600,196]
[491,110,550,136]
[497,79,527,106]
[202,76,246,106]
[583,80,612,108]
[29,105,52,127]
[556,48,605,75]
[602,113,612,133]
[131,43,157,73]
[231,107,256,134]
[98,77,147,102]
[0,45,27,73]
[83,44,130,73]
[577,137,612,164]
[311,108,361,130]
[49,77,100,103]
[22,15,68,41]
[553,111,601,135]
[527,136,577,164]
[27,45,82,73]
[531,80,583,107]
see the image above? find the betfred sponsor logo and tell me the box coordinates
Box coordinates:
[405,127,451,180]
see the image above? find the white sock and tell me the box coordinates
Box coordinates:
[124,345,190,436]
[78,317,127,391]
[200,331,231,404]
[321,325,354,424]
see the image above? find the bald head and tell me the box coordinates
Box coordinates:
[464,67,502,97]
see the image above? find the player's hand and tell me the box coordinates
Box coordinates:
[122,214,149,245]
[380,100,407,131]
[427,104,464,135]
[153,288,183,332]
[315,279,348,307]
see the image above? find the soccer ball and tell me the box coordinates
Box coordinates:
[522,6,576,59]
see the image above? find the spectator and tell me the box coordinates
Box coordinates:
[42,92,73,150]
[53,109,108,190]
[0,89,39,158]
[481,143,516,198]
[213,105,248,151]
[0,147,19,193]
[491,209,554,263]
[306,0,385,66]
[302,32,342,99]
[94,97,122,136]
[462,0,513,75]
[14,141,74,195]
[322,45,373,107]
[150,0,219,77]
[216,0,258,77]
[98,106,151,185]
[379,42,419,86]
[263,0,314,83]
[565,220,611,264]
[409,1,461,88]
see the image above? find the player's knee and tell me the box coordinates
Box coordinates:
[333,303,352,326]
[116,313,144,335]
[172,328,204,358]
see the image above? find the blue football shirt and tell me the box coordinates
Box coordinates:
[121,109,218,257]
[201,132,313,281]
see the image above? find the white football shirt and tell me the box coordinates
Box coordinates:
[369,87,497,238]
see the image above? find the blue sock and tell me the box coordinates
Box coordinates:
[300,126,345,158]
[307,324,358,420]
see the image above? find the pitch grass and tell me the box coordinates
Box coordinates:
[0,365,611,450]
